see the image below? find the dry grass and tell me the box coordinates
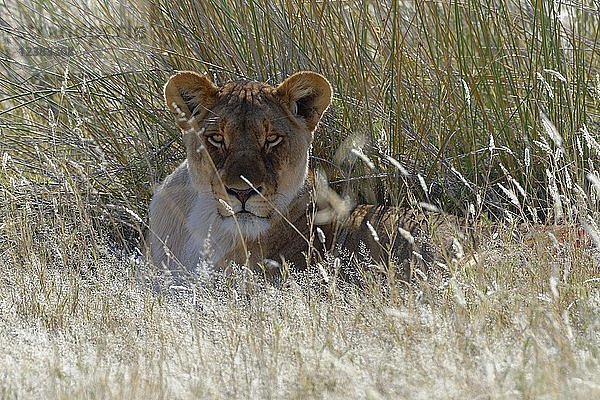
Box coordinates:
[1,179,600,398]
[1,0,599,398]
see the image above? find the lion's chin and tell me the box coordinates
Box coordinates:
[220,212,271,240]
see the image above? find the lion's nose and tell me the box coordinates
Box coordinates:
[226,186,262,207]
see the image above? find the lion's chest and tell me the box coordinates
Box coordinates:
[183,193,236,269]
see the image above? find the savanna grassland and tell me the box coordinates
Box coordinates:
[1,0,600,398]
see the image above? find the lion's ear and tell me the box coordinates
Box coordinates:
[275,71,332,131]
[164,71,218,130]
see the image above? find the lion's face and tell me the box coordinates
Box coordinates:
[164,71,332,239]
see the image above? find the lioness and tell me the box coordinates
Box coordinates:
[149,71,468,281]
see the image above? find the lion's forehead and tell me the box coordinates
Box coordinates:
[218,80,277,109]
[211,81,290,139]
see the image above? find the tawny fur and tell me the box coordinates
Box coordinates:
[149,71,470,280]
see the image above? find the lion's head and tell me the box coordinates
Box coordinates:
[164,71,332,239]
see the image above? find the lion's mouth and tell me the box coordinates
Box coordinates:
[217,197,270,219]
[225,210,268,220]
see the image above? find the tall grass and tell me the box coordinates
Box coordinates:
[1,0,599,398]
[146,0,600,217]
[1,0,598,226]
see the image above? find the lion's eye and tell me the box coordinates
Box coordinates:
[265,134,282,148]
[207,134,224,148]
